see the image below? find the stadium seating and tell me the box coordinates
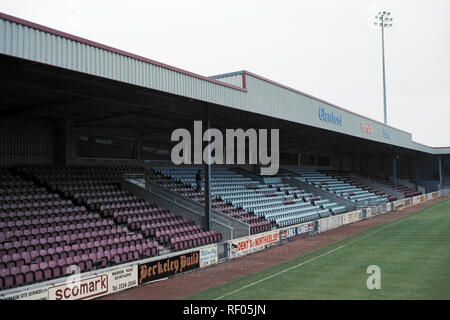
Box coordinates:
[371,176,421,198]
[0,166,221,290]
[149,168,272,234]
[326,172,397,202]
[290,169,388,207]
[152,166,341,227]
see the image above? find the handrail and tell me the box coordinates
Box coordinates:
[122,173,249,230]
[283,176,356,210]
[350,174,404,200]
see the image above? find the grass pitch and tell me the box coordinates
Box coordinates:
[190,199,450,300]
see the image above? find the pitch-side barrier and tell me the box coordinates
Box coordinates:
[0,190,446,300]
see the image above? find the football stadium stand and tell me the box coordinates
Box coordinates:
[289,169,389,208]
[0,166,221,290]
[147,167,271,235]
[371,176,422,198]
[0,11,448,299]
[324,172,398,202]
[152,166,344,228]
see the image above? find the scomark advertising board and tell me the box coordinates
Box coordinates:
[137,251,200,285]
[2,265,138,300]
[48,265,138,300]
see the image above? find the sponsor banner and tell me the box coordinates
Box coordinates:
[358,210,366,220]
[229,231,279,259]
[404,198,411,207]
[48,265,137,300]
[138,251,199,285]
[386,203,393,212]
[318,106,343,127]
[2,265,138,300]
[372,206,381,216]
[200,245,218,268]
[280,221,318,244]
[1,286,48,300]
[368,206,382,217]
[279,229,291,244]
[48,274,108,300]
[318,215,343,233]
[420,195,425,203]
[105,265,137,298]
[343,210,361,225]
[394,200,404,209]
[432,192,438,199]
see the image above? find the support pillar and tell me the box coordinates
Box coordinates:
[204,116,212,231]
[393,155,397,191]
[132,138,143,160]
[55,119,77,165]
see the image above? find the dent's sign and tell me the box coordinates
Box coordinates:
[229,231,279,259]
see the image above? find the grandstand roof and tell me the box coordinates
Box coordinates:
[0,11,448,157]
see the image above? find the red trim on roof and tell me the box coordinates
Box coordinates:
[1,12,447,150]
[0,12,247,93]
[242,73,247,89]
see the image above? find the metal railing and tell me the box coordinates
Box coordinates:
[122,173,250,239]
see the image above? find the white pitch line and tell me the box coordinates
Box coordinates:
[213,213,416,300]
[213,237,359,300]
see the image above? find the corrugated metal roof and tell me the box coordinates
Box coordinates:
[0,12,448,155]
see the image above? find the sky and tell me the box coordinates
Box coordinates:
[0,0,449,147]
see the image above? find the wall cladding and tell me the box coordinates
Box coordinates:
[0,118,55,166]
